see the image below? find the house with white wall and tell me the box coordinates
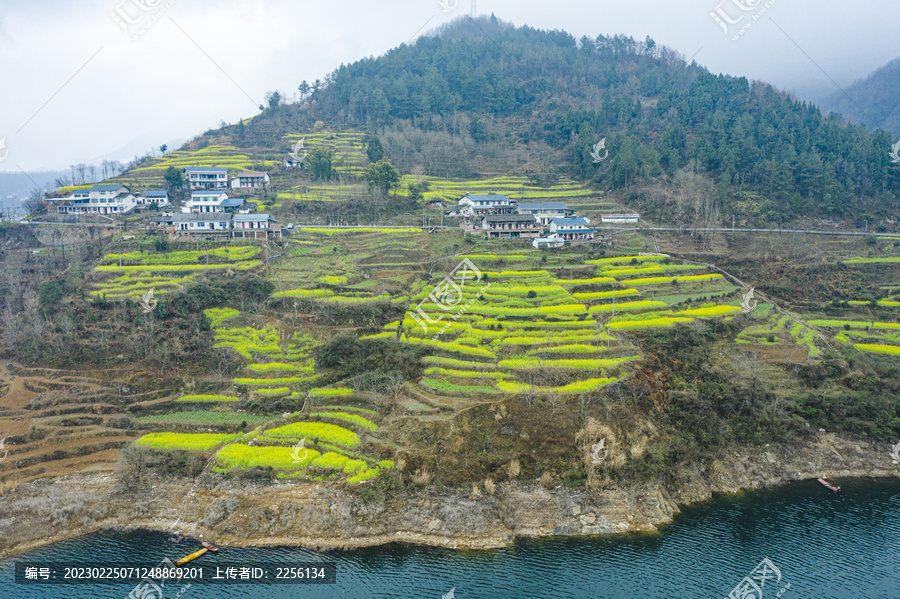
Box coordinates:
[482,214,541,239]
[168,213,232,238]
[56,184,137,215]
[601,213,640,224]
[549,216,596,240]
[516,202,572,225]
[231,171,269,189]
[233,213,281,239]
[136,190,170,208]
[184,167,229,190]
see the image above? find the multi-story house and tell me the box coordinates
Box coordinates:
[516,202,572,225]
[183,167,229,190]
[481,214,541,239]
[56,184,137,215]
[231,171,269,189]
[549,216,596,240]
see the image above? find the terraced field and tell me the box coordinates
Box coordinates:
[0,362,173,488]
[130,304,396,484]
[353,253,748,400]
[110,144,279,190]
[90,244,263,300]
[102,232,899,492]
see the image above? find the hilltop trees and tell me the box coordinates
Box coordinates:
[303,17,898,222]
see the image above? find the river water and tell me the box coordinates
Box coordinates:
[2,477,898,598]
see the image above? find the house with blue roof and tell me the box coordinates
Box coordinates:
[182,190,245,214]
[453,193,517,218]
[136,189,170,209]
[549,216,596,241]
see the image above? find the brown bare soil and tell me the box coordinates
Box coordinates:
[0,361,174,490]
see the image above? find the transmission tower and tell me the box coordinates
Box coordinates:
[471,0,477,17]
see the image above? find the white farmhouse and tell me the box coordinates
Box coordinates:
[549,216,596,241]
[56,184,137,215]
[184,167,229,190]
[231,171,269,189]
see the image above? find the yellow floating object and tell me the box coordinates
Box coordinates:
[175,547,208,567]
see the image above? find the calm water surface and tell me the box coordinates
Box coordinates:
[2,478,898,598]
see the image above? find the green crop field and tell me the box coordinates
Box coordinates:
[135,433,240,451]
[135,411,269,426]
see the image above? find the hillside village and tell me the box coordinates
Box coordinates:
[43,160,643,247]
[1,18,899,565]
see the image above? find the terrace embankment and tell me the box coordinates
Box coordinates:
[1,433,895,558]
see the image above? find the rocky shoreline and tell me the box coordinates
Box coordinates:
[1,434,897,559]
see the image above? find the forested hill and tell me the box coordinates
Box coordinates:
[819,57,900,138]
[260,16,896,225]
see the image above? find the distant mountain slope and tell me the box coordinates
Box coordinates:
[288,17,898,222]
[819,57,900,137]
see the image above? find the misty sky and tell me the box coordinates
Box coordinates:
[1,0,898,173]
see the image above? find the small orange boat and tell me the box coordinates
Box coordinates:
[818,478,840,492]
[201,541,219,553]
